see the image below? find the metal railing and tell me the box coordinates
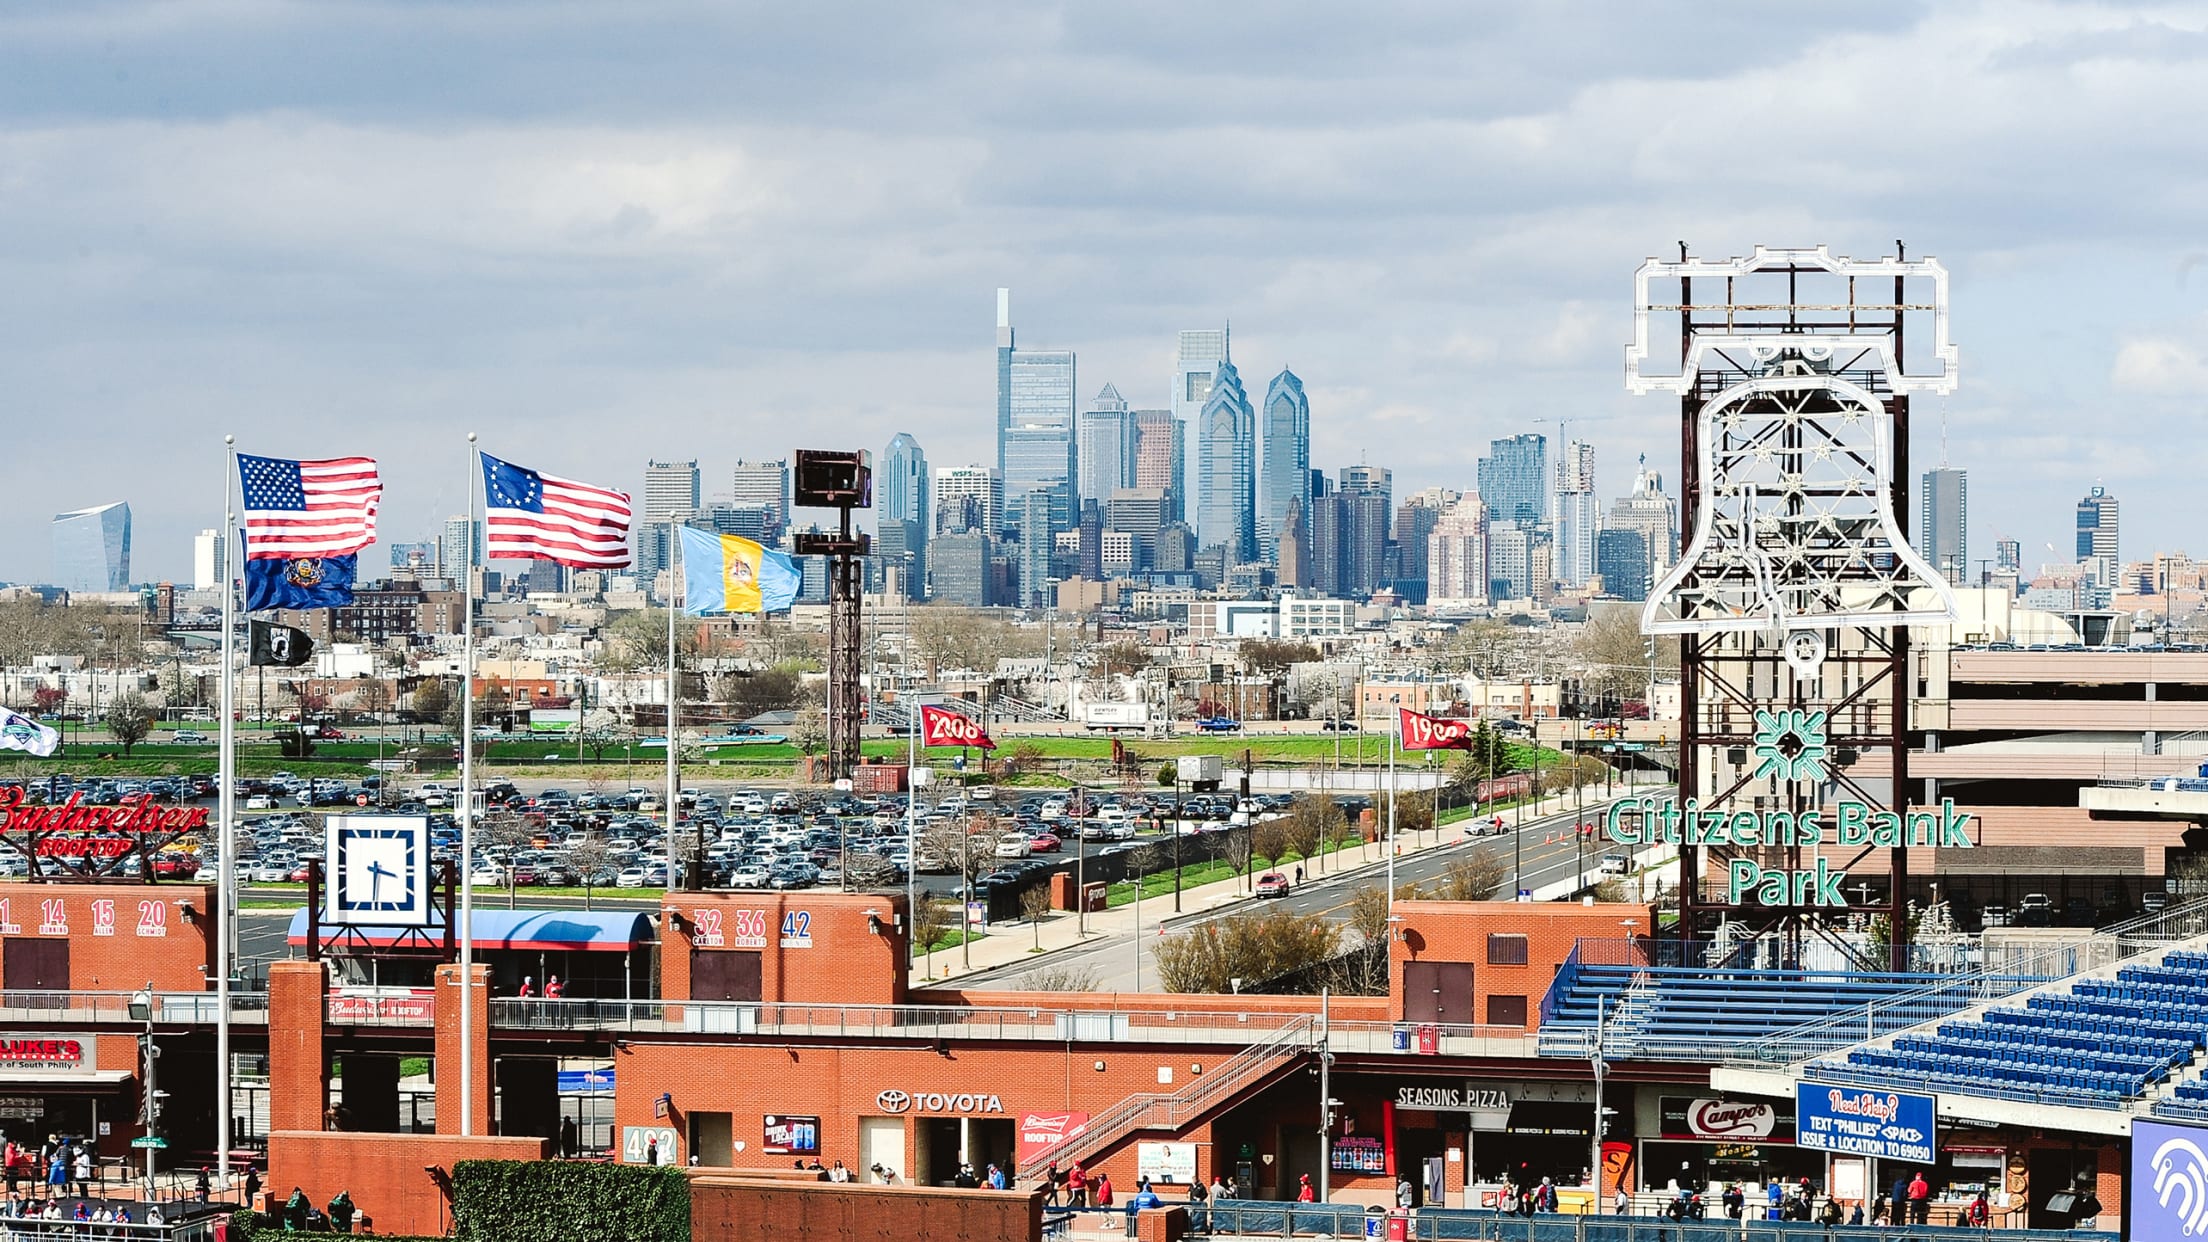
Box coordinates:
[0,991,268,1027]
[1186,1201,2117,1242]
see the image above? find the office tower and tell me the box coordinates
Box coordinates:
[1174,327,1227,423]
[1916,466,1968,585]
[934,465,1003,537]
[1307,493,1344,596]
[636,460,702,580]
[1477,434,1548,528]
[875,518,923,600]
[193,529,227,591]
[1340,493,1389,598]
[880,434,930,542]
[387,541,436,577]
[1393,490,1457,588]
[1100,530,1135,578]
[730,460,790,538]
[1076,386,1135,504]
[1106,488,1168,570]
[1156,523,1196,574]
[439,516,484,579]
[1552,441,1600,589]
[1338,464,1392,514]
[522,558,565,594]
[1129,409,1182,523]
[1076,500,1104,582]
[995,289,1077,538]
[1014,490,1054,608]
[1278,498,1310,589]
[2076,485,2119,586]
[926,531,993,606]
[50,503,130,592]
[1259,369,1310,561]
[1607,455,1679,572]
[1427,499,1489,606]
[701,504,774,541]
[1995,539,2021,572]
[1596,529,1652,602]
[1487,524,1551,603]
[1194,351,1256,563]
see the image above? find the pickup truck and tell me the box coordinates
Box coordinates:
[1195,717,1242,733]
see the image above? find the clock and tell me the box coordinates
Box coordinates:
[324,816,431,925]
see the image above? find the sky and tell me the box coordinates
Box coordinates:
[5,0,2207,585]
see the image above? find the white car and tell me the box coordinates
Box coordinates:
[249,862,290,884]
[1038,800,1066,821]
[614,867,650,888]
[731,865,770,888]
[993,836,1031,859]
[244,795,273,811]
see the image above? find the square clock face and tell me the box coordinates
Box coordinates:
[323,816,431,924]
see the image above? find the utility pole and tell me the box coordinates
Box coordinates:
[1316,989,1335,1203]
[1590,996,1610,1209]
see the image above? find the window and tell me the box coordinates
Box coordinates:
[1487,995,1528,1027]
[1486,933,1529,965]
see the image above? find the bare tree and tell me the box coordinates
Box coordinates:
[1431,848,1508,902]
[1153,909,1343,995]
[103,691,153,757]
[477,808,538,909]
[910,899,952,977]
[1020,885,1052,950]
[1221,825,1255,890]
[568,839,614,911]
[1015,962,1100,992]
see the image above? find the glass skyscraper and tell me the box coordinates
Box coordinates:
[881,433,930,542]
[51,502,130,592]
[1195,353,1256,563]
[1259,369,1309,562]
[1173,328,1227,525]
[1076,385,1135,504]
[995,288,1076,537]
[2076,485,2118,586]
[1917,466,1968,585]
[1478,433,1548,528]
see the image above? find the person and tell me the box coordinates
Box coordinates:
[1125,1179,1162,1225]
[953,1163,978,1189]
[1293,864,1305,886]
[43,1149,61,1195]
[245,1162,262,1209]
[1187,1178,1208,1205]
[1534,1177,1556,1213]
[1613,1185,1629,1216]
[1296,1172,1316,1203]
[147,1206,165,1226]
[1967,1189,1990,1226]
[1067,1161,1088,1208]
[197,1165,213,1202]
[517,976,535,998]
[1224,1175,1239,1199]
[1907,1170,1932,1225]
[114,1206,132,1225]
[1397,1177,1413,1210]
[1208,1174,1226,1202]
[1890,1173,1912,1221]
[544,975,565,999]
[987,1164,1006,1191]
[70,1143,88,1198]
[560,1116,578,1158]
[1820,1197,1843,1226]
[1721,1182,1744,1220]
[1870,1193,1891,1226]
[285,1187,311,1231]
[830,1160,852,1185]
[1093,1171,1115,1209]
[2,1141,15,1195]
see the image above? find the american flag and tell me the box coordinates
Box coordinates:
[482,452,633,569]
[237,454,382,559]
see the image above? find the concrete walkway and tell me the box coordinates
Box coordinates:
[909,778,1667,988]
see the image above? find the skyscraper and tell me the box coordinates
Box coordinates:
[1917,466,1968,585]
[1596,529,1651,602]
[1194,352,1256,563]
[1553,440,1599,589]
[192,529,227,591]
[1278,498,1310,589]
[1427,499,1489,607]
[50,503,130,592]
[1259,369,1309,561]
[1173,327,1226,525]
[1076,385,1135,503]
[1477,434,1548,528]
[1340,492,1390,598]
[1106,488,1168,570]
[1607,455,1678,573]
[1393,488,1458,589]
[2076,485,2118,586]
[880,434,930,537]
[729,460,790,538]
[1338,465,1392,540]
[1130,409,1182,522]
[639,460,701,580]
[1015,489,1054,608]
[440,515,484,579]
[995,289,1077,537]
[935,465,1003,537]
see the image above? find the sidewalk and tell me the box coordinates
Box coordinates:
[908,778,1668,987]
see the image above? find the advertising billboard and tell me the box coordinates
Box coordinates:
[1794,1082,1934,1163]
[2133,1118,2208,1240]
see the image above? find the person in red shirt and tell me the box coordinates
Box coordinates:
[1094,1172,1115,1208]
[1906,1171,1931,1225]
[544,976,565,999]
[1067,1161,1088,1208]
[1297,1173,1317,1203]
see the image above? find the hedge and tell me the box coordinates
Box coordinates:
[230,1210,441,1242]
[452,1160,689,1242]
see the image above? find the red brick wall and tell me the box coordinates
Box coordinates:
[266,960,328,1133]
[661,891,908,1006]
[690,1174,1042,1242]
[266,1129,547,1237]
[0,881,216,991]
[1388,901,1653,1028]
[917,990,1391,1022]
[434,963,491,1136]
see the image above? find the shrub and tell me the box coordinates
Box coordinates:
[452,1159,690,1242]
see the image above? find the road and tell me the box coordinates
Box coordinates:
[952,789,1671,993]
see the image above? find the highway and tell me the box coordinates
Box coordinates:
[953,787,1672,993]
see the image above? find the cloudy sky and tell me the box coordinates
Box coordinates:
[5,0,2206,584]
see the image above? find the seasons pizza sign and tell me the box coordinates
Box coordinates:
[0,790,208,880]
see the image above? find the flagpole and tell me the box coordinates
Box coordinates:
[666,519,679,897]
[904,592,917,982]
[1386,721,1396,924]
[216,436,236,1191]
[459,432,477,1136]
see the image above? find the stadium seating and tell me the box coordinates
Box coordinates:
[1536,960,1966,1055]
[1815,948,2208,1108]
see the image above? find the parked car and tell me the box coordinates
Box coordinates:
[1254,871,1290,899]
[1196,717,1242,733]
[993,836,1031,859]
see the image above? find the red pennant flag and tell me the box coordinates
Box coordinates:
[1398,707,1475,751]
[919,704,995,751]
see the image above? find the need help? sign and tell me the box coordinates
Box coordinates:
[1793,1083,1935,1164]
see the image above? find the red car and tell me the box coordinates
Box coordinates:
[1027,833,1062,853]
[1254,871,1290,898]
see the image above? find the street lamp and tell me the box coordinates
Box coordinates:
[129,984,161,1193]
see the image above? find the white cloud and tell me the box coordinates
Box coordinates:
[2112,337,2208,394]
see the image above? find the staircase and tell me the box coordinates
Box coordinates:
[1018,1017,1315,1179]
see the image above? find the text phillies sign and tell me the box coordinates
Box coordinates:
[1399,708,1474,751]
[919,706,994,751]
[1017,1111,1090,1165]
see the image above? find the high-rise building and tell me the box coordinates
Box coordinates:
[51,503,130,593]
[730,460,790,538]
[1553,439,1601,590]
[934,465,1003,537]
[1340,493,1390,599]
[1607,455,1678,573]
[1338,464,1392,514]
[1392,487,1459,589]
[1076,386,1135,504]
[880,434,930,543]
[1129,409,1182,524]
[1487,524,1551,603]
[995,289,1077,537]
[1916,466,1968,585]
[1194,351,1256,563]
[1477,434,1548,528]
[1427,499,1489,607]
[1156,522,1196,574]
[1105,488,1168,570]
[1259,369,1309,561]
[643,460,702,522]
[1174,328,1227,422]
[1307,493,1344,597]
[1015,489,1055,608]
[2076,485,2118,586]
[1278,498,1310,590]
[387,541,436,578]
[874,518,924,600]
[193,529,227,591]
[1995,539,2021,572]
[1596,529,1651,602]
[927,530,994,607]
[439,516,484,580]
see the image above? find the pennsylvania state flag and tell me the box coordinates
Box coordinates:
[679,526,800,614]
[244,553,358,611]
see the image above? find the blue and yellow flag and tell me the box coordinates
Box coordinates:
[679,525,801,614]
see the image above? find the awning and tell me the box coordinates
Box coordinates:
[286,908,652,952]
[1505,1101,1593,1137]
[0,1071,134,1087]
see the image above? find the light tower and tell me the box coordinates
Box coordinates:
[793,450,874,784]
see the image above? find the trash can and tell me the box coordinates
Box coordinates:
[1416,1024,1439,1055]
[1391,1026,1411,1052]
[1364,1207,1388,1238]
[1386,1212,1411,1241]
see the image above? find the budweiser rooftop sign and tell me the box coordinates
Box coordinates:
[0,790,207,880]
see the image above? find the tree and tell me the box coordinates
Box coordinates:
[1020,885,1052,950]
[1334,881,1422,996]
[1251,818,1290,872]
[1016,963,1099,992]
[568,839,615,911]
[1443,725,1519,798]
[1095,640,1151,678]
[1221,824,1255,888]
[1239,639,1320,677]
[911,899,953,975]
[907,606,1042,675]
[1431,849,1508,902]
[411,679,451,723]
[1376,789,1435,842]
[791,706,829,757]
[31,686,66,716]
[478,809,538,909]
[1003,742,1046,778]
[1573,604,1681,705]
[103,691,152,757]
[1279,796,1333,873]
[1153,909,1343,994]
[717,667,804,719]
[600,609,700,672]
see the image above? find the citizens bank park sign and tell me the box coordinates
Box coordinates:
[0,790,208,881]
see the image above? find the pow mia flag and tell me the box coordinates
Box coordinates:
[248,619,315,668]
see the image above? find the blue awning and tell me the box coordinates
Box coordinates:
[286,907,653,952]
